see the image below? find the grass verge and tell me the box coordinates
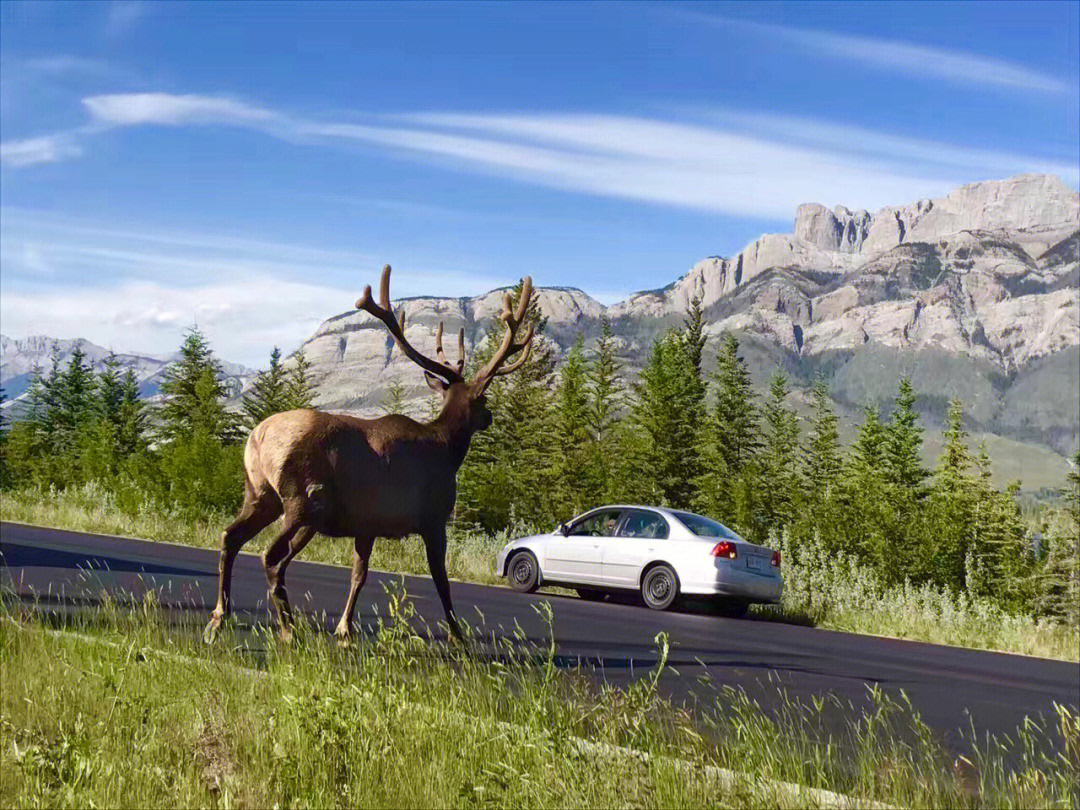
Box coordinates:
[2,587,1078,809]
[2,483,1077,661]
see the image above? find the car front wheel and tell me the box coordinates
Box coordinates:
[508,551,540,593]
[641,564,679,610]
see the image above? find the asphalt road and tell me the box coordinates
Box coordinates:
[3,520,1077,757]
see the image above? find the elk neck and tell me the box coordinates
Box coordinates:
[428,390,476,466]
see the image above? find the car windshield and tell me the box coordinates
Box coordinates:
[673,511,743,540]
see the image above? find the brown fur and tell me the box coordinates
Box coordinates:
[203,266,532,644]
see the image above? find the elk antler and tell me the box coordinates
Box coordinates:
[472,276,535,391]
[434,322,466,376]
[356,265,464,384]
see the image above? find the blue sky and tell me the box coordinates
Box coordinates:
[2,0,1077,365]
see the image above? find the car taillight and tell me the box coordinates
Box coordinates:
[711,541,737,559]
[771,551,781,568]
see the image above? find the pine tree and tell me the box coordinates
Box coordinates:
[801,376,842,530]
[286,349,316,410]
[456,279,560,532]
[96,354,124,427]
[885,377,927,495]
[55,341,97,452]
[80,353,126,480]
[0,387,9,489]
[159,327,238,442]
[929,399,975,590]
[382,379,407,415]
[4,364,48,485]
[683,293,707,401]
[838,403,892,568]
[1038,451,1079,624]
[758,368,800,537]
[116,369,147,458]
[625,328,702,509]
[242,346,293,427]
[553,333,592,515]
[965,443,1031,606]
[850,404,886,476]
[584,314,622,502]
[696,333,759,529]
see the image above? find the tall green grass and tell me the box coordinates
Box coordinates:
[2,483,1077,661]
[3,588,1078,809]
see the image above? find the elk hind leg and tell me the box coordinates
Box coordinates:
[423,526,464,642]
[204,489,281,643]
[334,535,375,644]
[263,519,316,641]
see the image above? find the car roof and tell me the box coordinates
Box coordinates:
[582,504,686,521]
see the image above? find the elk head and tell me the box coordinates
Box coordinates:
[355,265,535,434]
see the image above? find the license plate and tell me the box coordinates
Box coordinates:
[747,556,762,570]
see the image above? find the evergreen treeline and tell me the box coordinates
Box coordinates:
[2,300,1076,623]
[1,331,314,517]
[453,289,1079,622]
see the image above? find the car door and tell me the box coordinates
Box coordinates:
[545,508,624,585]
[602,509,670,588]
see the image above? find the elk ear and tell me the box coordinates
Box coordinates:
[424,371,449,394]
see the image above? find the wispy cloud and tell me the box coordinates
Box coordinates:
[693,14,1072,95]
[0,207,508,362]
[7,90,1077,218]
[0,133,82,167]
[0,276,355,364]
[82,93,277,127]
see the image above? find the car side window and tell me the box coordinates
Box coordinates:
[569,510,625,537]
[618,511,669,539]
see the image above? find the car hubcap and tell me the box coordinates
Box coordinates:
[648,572,670,602]
[513,558,532,584]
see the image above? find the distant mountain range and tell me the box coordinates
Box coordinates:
[0,334,256,407]
[4,173,1077,491]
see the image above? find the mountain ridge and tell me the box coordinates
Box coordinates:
[3,174,1077,482]
[290,175,1077,454]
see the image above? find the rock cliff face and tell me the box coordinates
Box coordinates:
[4,175,1076,466]
[291,174,1079,458]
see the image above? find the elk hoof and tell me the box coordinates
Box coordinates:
[334,624,352,647]
[203,616,222,645]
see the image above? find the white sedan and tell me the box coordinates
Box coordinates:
[495,505,783,615]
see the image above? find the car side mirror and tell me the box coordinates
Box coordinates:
[558,523,569,537]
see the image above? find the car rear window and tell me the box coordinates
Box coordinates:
[619,510,669,539]
[674,511,743,540]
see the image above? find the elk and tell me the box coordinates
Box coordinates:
[203,264,535,644]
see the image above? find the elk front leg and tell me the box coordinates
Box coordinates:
[423,525,464,642]
[204,497,279,643]
[262,522,315,642]
[335,535,375,644]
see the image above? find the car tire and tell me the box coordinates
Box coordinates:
[577,588,606,602]
[641,564,679,611]
[507,551,540,593]
[714,598,749,618]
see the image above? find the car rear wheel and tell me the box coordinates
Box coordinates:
[508,551,540,593]
[577,588,606,602]
[641,564,679,610]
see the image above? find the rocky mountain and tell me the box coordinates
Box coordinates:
[0,334,255,413]
[4,174,1076,488]
[294,174,1079,467]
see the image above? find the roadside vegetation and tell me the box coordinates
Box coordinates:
[1,289,1077,658]
[3,482,1076,661]
[3,590,1078,809]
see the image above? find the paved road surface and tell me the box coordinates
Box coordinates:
[3,521,1077,756]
